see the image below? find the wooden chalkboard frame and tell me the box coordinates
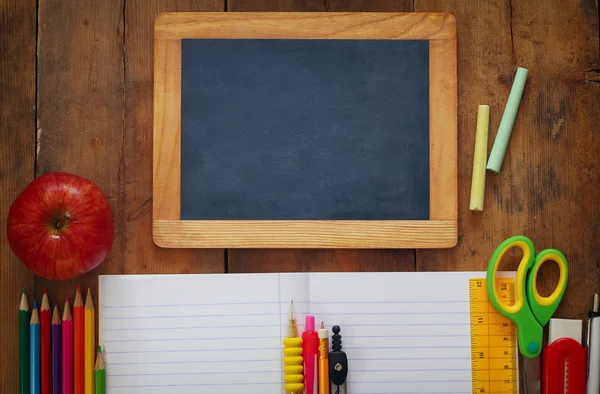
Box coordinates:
[153,12,457,249]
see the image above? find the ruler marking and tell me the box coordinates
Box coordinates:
[469,278,517,394]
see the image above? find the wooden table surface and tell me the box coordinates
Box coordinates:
[1,0,599,390]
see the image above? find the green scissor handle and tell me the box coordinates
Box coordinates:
[486,235,568,358]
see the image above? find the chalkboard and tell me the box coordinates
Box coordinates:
[152,12,457,248]
[180,39,430,221]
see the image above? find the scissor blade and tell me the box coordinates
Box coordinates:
[523,356,541,394]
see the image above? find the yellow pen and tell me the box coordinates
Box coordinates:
[318,322,330,394]
[283,301,304,393]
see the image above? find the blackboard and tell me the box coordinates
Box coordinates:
[180,39,430,221]
[152,12,457,248]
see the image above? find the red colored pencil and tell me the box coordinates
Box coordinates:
[41,290,52,394]
[62,298,73,394]
[73,286,84,394]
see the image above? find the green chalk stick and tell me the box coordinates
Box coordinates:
[486,67,528,173]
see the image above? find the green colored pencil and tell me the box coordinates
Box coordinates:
[95,346,105,394]
[19,289,29,394]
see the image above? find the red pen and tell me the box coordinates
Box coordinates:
[302,315,318,394]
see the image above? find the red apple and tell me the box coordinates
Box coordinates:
[6,172,114,280]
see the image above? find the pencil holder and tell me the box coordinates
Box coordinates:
[283,337,304,393]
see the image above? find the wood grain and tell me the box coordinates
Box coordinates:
[0,0,36,391]
[126,0,224,274]
[326,0,413,11]
[227,0,416,273]
[415,0,600,320]
[229,0,324,11]
[229,249,414,272]
[153,38,182,222]
[154,220,457,248]
[153,11,458,249]
[429,38,457,221]
[155,11,456,40]
[36,0,226,303]
[35,0,126,304]
[2,8,598,394]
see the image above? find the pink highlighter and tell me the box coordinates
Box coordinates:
[302,315,319,394]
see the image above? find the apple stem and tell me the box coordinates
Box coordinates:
[55,218,65,229]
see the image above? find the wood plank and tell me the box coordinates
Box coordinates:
[36,0,226,304]
[227,0,416,273]
[415,0,600,320]
[153,38,182,222]
[126,0,224,274]
[155,12,456,40]
[228,0,324,11]
[0,0,36,391]
[154,220,457,248]
[229,249,414,272]
[429,38,457,221]
[326,0,412,11]
[35,0,127,302]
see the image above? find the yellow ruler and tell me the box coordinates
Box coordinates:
[469,278,518,394]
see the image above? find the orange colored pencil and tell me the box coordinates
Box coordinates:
[41,290,51,394]
[73,286,84,394]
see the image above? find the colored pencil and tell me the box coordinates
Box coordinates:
[62,298,73,394]
[84,289,95,394]
[73,286,84,394]
[52,305,62,394]
[31,300,41,394]
[94,347,105,394]
[20,289,29,394]
[41,290,51,394]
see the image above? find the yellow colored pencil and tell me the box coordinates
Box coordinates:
[84,289,95,394]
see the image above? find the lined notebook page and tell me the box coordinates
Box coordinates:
[99,272,499,394]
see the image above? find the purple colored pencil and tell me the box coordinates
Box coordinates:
[51,306,62,394]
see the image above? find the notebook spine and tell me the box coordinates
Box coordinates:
[283,337,304,393]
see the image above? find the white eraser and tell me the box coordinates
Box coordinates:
[548,318,582,345]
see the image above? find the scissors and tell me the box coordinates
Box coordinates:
[486,235,568,394]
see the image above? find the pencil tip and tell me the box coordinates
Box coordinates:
[22,288,26,294]
[321,321,324,329]
[65,296,69,303]
[43,288,47,294]
[76,284,81,292]
[33,300,37,308]
[98,345,102,353]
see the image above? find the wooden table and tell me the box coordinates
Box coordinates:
[1,0,599,390]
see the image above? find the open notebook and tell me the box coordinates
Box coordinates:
[99,272,507,394]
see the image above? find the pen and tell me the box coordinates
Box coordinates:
[283,301,304,393]
[587,293,600,394]
[303,315,318,394]
[318,322,330,394]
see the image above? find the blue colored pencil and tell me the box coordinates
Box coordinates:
[30,300,40,394]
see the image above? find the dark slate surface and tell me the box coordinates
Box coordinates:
[180,39,430,220]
